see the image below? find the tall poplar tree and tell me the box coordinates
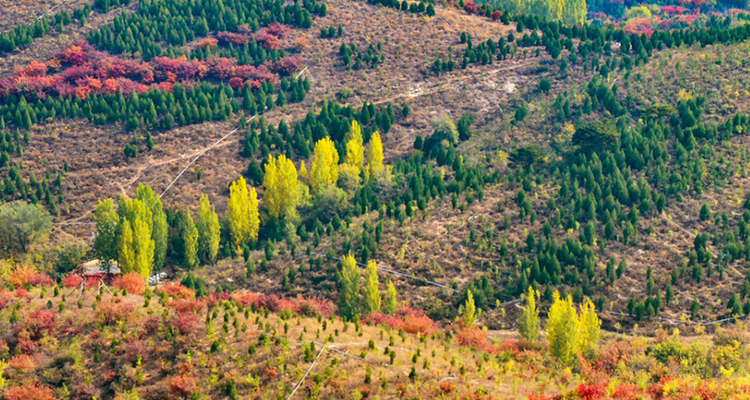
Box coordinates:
[361,260,381,315]
[517,286,540,342]
[263,154,301,220]
[344,120,364,175]
[93,199,119,273]
[366,131,384,181]
[227,176,259,252]
[338,254,360,320]
[135,184,167,269]
[197,194,221,264]
[183,210,199,269]
[383,280,398,315]
[310,137,339,193]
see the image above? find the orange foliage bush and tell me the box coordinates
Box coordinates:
[9,354,36,371]
[8,266,53,288]
[112,272,146,295]
[97,299,136,325]
[263,367,278,380]
[159,283,196,299]
[168,297,207,314]
[439,380,456,394]
[3,382,55,400]
[455,327,491,350]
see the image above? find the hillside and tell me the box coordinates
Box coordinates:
[3,0,750,398]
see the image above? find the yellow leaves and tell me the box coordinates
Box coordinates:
[263,154,300,220]
[345,120,364,175]
[310,137,339,193]
[366,131,384,181]
[227,176,259,252]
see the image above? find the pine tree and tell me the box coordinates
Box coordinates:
[383,280,398,314]
[461,289,479,328]
[197,194,221,264]
[344,120,364,175]
[227,176,259,252]
[263,154,301,220]
[338,254,360,320]
[547,291,580,366]
[517,286,540,342]
[93,199,119,274]
[366,131,384,181]
[183,210,199,269]
[310,137,339,193]
[361,260,381,315]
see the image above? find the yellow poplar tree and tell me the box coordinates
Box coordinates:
[183,210,199,269]
[361,260,381,315]
[517,286,540,342]
[366,131,384,181]
[383,280,398,314]
[263,154,301,220]
[547,291,580,365]
[344,120,364,175]
[132,217,155,278]
[197,194,221,264]
[338,254,360,320]
[578,298,601,357]
[310,137,339,193]
[299,160,309,184]
[227,176,259,251]
[118,218,136,274]
[461,289,480,328]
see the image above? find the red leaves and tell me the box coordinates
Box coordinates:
[169,375,197,399]
[112,272,147,295]
[216,31,253,45]
[9,354,36,371]
[62,274,83,288]
[463,0,480,14]
[24,310,56,340]
[491,10,502,20]
[271,55,302,76]
[364,306,437,336]
[158,283,196,299]
[170,312,199,335]
[575,383,606,400]
[229,76,244,90]
[168,297,207,314]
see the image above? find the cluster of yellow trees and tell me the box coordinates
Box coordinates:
[516,287,601,365]
[94,185,221,278]
[227,120,385,252]
[514,0,586,25]
[338,254,398,320]
[93,120,384,277]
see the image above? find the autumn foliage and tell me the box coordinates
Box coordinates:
[112,272,147,295]
[2,382,55,400]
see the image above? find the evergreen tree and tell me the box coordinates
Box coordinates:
[517,286,540,342]
[361,260,381,315]
[338,254,360,320]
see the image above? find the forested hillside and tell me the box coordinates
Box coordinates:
[3,0,750,398]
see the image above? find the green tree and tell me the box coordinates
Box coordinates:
[361,260,381,315]
[699,204,711,221]
[118,218,136,274]
[572,120,619,153]
[0,201,52,255]
[135,184,167,269]
[183,210,199,269]
[383,280,398,314]
[197,194,221,264]
[517,286,540,342]
[93,199,119,273]
[338,254,360,320]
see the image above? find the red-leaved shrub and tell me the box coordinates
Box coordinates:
[62,274,83,288]
[97,299,136,325]
[24,310,56,340]
[168,375,197,399]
